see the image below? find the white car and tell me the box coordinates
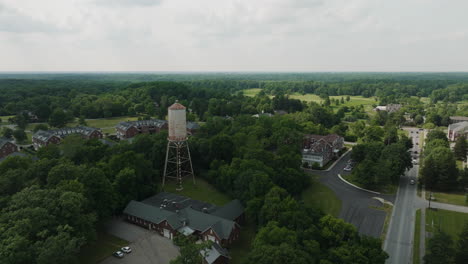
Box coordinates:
[113,251,124,258]
[410,179,415,185]
[121,246,132,254]
[343,166,352,171]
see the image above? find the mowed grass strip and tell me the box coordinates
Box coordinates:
[302,175,342,217]
[425,209,468,239]
[243,88,262,97]
[79,232,128,264]
[426,191,467,207]
[163,177,231,206]
[413,209,421,264]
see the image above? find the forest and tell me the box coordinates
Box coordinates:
[1,73,468,264]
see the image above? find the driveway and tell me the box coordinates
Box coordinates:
[306,151,395,238]
[101,218,179,264]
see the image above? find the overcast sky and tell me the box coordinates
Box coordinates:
[1,0,468,72]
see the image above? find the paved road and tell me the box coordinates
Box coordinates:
[308,151,395,238]
[384,127,422,264]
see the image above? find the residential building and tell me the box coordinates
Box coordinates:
[374,104,402,113]
[302,134,344,167]
[0,138,19,159]
[449,116,468,124]
[123,192,244,247]
[201,243,231,264]
[32,126,103,149]
[447,121,468,141]
[32,130,61,150]
[115,119,168,139]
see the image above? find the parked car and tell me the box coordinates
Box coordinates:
[410,179,415,185]
[113,251,124,258]
[344,165,352,171]
[121,247,132,254]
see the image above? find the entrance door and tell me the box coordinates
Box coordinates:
[163,229,171,238]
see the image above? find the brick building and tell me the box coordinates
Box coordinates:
[32,126,103,149]
[302,134,344,167]
[115,119,168,139]
[123,192,244,248]
[0,138,19,159]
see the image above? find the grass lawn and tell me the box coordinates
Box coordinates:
[456,160,465,170]
[243,88,262,97]
[425,191,467,207]
[78,232,128,264]
[425,209,468,240]
[242,89,376,111]
[302,175,342,216]
[413,209,421,264]
[162,177,231,206]
[341,173,397,195]
[229,221,256,264]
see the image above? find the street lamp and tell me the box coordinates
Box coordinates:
[428,192,433,209]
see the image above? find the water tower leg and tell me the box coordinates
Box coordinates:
[162,141,170,187]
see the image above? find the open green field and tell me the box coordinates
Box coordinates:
[0,115,15,123]
[413,209,421,264]
[302,175,342,217]
[242,89,376,114]
[243,88,262,97]
[162,177,231,206]
[426,191,467,206]
[426,209,468,239]
[79,232,128,264]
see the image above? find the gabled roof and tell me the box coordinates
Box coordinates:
[178,207,237,240]
[0,138,15,148]
[33,130,57,142]
[123,200,177,226]
[211,200,244,221]
[201,243,230,264]
[187,122,200,130]
[116,119,167,131]
[449,121,468,133]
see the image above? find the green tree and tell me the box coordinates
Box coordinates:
[424,231,455,264]
[33,123,49,132]
[455,222,468,264]
[78,115,87,126]
[2,127,13,139]
[341,97,345,104]
[426,130,448,144]
[12,129,27,143]
[454,135,467,161]
[49,108,71,128]
[421,147,458,191]
[346,95,351,102]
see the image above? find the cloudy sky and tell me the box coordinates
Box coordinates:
[1,0,467,71]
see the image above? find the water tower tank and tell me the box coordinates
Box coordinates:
[168,101,187,141]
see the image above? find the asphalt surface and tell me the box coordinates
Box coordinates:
[102,218,179,264]
[384,127,421,264]
[309,151,395,238]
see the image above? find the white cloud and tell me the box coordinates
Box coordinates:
[0,0,467,71]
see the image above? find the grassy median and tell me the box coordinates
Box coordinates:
[413,209,421,264]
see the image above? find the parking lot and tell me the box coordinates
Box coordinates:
[100,218,179,264]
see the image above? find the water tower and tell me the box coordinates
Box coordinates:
[162,101,195,190]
